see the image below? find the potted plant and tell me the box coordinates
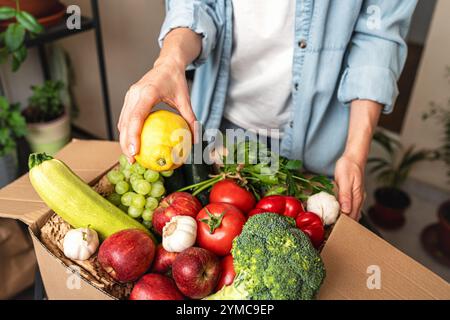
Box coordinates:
[0,95,26,188]
[22,80,70,155]
[422,67,450,257]
[368,131,437,229]
[0,2,44,71]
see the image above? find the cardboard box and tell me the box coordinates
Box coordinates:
[0,139,449,300]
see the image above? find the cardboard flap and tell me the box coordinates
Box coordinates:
[318,215,450,300]
[0,139,122,226]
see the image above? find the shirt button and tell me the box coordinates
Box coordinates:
[294,83,299,91]
[298,40,307,49]
[289,121,294,128]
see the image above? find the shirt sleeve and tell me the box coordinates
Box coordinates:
[158,0,220,68]
[337,0,417,114]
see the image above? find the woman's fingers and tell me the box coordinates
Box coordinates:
[337,177,353,216]
[175,94,198,142]
[351,184,364,221]
[122,85,160,163]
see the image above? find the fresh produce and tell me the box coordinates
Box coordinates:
[205,213,325,300]
[307,191,340,225]
[196,203,246,256]
[215,255,236,291]
[209,180,256,214]
[63,228,99,261]
[28,153,151,240]
[129,274,184,300]
[180,141,334,201]
[152,192,202,235]
[151,244,179,275]
[172,247,221,299]
[98,229,155,283]
[105,155,169,229]
[295,212,325,249]
[135,110,192,172]
[162,215,197,253]
[249,195,305,219]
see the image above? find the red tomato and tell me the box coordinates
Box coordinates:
[196,203,246,256]
[215,255,236,291]
[296,212,325,249]
[247,208,266,217]
[251,195,305,219]
[209,180,256,214]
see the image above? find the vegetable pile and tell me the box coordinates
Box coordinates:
[29,110,342,301]
[205,213,325,300]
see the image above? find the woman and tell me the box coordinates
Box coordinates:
[117,0,417,221]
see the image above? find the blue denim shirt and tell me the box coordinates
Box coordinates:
[159,0,416,176]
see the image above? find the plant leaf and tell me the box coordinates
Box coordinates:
[16,11,43,34]
[285,159,302,171]
[0,7,16,20]
[5,23,25,52]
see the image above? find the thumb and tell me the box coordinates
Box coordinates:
[337,177,353,214]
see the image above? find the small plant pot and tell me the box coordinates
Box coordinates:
[0,0,60,18]
[0,1,65,29]
[26,112,71,156]
[368,187,411,230]
[437,200,450,257]
[0,150,17,188]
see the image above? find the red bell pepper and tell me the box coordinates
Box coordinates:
[296,212,324,249]
[248,195,305,219]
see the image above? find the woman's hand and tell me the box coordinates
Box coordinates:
[336,99,382,221]
[334,154,365,220]
[118,58,195,163]
[118,28,202,163]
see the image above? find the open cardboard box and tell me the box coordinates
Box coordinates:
[0,140,449,300]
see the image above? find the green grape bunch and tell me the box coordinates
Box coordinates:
[105,155,172,230]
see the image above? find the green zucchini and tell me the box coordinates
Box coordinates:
[28,153,154,241]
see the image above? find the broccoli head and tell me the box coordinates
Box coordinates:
[205,213,325,300]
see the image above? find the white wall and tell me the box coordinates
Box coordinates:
[399,0,450,192]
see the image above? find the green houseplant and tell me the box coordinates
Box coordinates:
[0,1,43,71]
[0,95,26,187]
[368,131,437,229]
[22,80,70,155]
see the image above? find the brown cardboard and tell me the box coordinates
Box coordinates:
[318,215,450,300]
[0,139,449,300]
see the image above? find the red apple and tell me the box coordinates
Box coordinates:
[129,274,184,300]
[151,244,179,275]
[152,192,202,234]
[172,247,221,299]
[215,255,236,291]
[98,229,155,283]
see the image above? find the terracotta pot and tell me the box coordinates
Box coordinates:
[26,112,71,156]
[0,0,60,18]
[438,200,450,257]
[368,187,411,230]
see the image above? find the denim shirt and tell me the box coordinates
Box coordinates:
[159,0,417,176]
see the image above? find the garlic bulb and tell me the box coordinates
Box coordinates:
[307,192,340,225]
[63,228,99,261]
[162,216,197,253]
